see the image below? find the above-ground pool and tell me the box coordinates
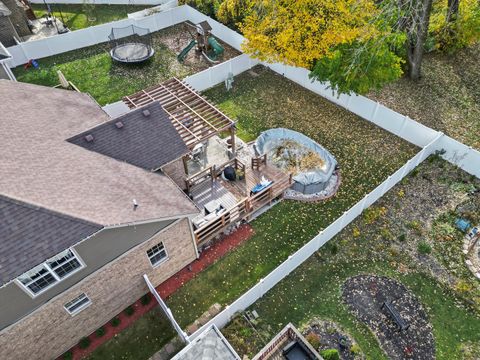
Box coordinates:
[255,128,338,195]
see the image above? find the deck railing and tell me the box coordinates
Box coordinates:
[193,172,292,244]
[185,157,246,193]
[251,154,267,170]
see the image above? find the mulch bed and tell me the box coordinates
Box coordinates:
[304,319,363,360]
[342,275,435,360]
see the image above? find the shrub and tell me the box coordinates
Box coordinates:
[363,206,387,224]
[455,280,473,294]
[141,294,151,306]
[397,189,405,198]
[305,332,321,349]
[63,351,73,360]
[398,233,406,242]
[352,227,361,238]
[350,343,361,355]
[381,227,393,240]
[320,348,340,360]
[125,305,135,316]
[417,241,432,255]
[95,326,105,337]
[407,220,422,235]
[409,168,419,177]
[78,336,91,349]
[329,243,339,255]
[111,316,121,327]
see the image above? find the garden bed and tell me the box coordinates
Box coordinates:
[343,275,435,360]
[220,157,480,360]
[12,23,240,106]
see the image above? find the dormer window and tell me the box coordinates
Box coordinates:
[17,249,84,297]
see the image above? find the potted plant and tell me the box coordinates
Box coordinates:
[236,169,245,181]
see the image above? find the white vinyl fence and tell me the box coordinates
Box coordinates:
[189,133,443,340]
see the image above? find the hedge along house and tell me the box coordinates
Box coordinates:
[0,80,201,360]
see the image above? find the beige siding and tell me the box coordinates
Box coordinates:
[0,218,196,360]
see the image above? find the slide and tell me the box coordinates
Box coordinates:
[177,40,197,62]
[205,36,224,62]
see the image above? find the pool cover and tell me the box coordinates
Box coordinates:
[255,128,337,186]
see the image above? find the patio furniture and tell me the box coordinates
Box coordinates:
[382,301,409,331]
[204,200,222,215]
[251,177,273,195]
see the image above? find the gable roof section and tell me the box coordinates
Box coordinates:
[67,102,189,171]
[0,195,102,286]
[0,80,198,226]
[172,325,240,360]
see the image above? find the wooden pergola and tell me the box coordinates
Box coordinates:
[123,78,236,150]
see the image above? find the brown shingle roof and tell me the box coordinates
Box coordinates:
[67,102,189,171]
[0,80,198,226]
[0,195,102,286]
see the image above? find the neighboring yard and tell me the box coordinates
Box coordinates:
[222,157,480,360]
[12,23,240,106]
[31,4,152,31]
[369,43,480,150]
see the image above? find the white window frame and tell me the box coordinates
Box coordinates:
[147,242,169,267]
[16,248,85,298]
[64,293,91,316]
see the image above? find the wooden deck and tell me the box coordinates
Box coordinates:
[190,156,293,245]
[220,163,290,200]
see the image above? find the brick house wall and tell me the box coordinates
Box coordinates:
[0,218,197,360]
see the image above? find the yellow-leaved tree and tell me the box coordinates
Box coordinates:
[240,0,379,69]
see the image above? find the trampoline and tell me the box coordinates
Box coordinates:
[108,25,154,63]
[255,128,337,195]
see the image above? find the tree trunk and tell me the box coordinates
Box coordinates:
[446,0,460,22]
[405,0,434,81]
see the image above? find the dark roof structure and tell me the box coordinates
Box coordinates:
[0,195,102,286]
[123,78,235,149]
[67,102,189,171]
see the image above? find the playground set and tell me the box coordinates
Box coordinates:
[177,21,225,63]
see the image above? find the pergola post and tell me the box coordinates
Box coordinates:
[230,125,236,157]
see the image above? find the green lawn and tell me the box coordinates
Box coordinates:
[86,67,416,359]
[31,4,151,31]
[12,26,194,106]
[86,308,176,360]
[222,157,480,359]
[165,67,417,327]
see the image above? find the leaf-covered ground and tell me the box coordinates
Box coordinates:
[165,67,417,328]
[12,23,240,106]
[368,43,480,150]
[222,157,480,360]
[31,4,151,31]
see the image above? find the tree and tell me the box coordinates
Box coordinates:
[240,0,379,69]
[217,0,255,29]
[310,36,405,94]
[400,0,435,80]
[429,0,480,52]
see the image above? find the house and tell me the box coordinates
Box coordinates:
[0,76,293,359]
[0,80,200,360]
[172,323,322,360]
